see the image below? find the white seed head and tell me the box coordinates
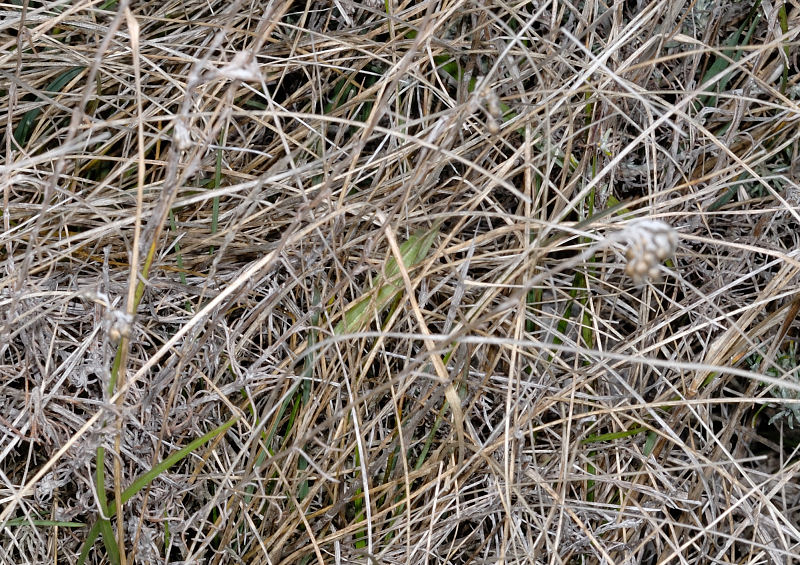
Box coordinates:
[173,119,192,151]
[218,51,261,82]
[106,309,133,341]
[619,219,677,283]
[485,89,501,117]
[487,117,500,135]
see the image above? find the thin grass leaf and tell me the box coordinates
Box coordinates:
[94,446,120,565]
[13,66,84,147]
[697,5,761,109]
[4,519,85,528]
[77,417,239,565]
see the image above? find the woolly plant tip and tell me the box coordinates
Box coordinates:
[620,219,678,283]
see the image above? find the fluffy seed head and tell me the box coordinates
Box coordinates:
[620,219,678,283]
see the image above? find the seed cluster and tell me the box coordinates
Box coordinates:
[622,219,678,283]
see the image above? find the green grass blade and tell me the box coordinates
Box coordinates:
[122,417,238,504]
[643,430,659,457]
[581,427,647,445]
[697,5,760,109]
[334,224,440,335]
[94,446,120,565]
[77,417,239,565]
[13,67,84,147]
[4,518,84,527]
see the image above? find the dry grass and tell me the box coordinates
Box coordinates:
[2,0,800,563]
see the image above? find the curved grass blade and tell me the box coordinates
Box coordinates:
[13,66,84,147]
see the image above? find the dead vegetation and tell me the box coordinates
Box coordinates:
[2,0,800,563]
